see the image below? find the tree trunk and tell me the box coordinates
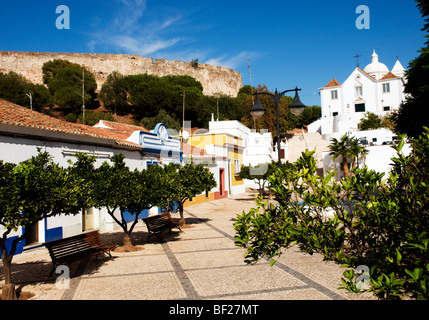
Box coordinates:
[123,232,133,248]
[342,156,350,177]
[178,202,193,228]
[178,203,186,226]
[114,232,141,252]
[1,251,17,300]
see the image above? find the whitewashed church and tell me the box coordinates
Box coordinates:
[310,50,408,142]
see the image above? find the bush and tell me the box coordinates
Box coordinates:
[234,128,429,300]
[65,113,77,123]
[359,112,382,131]
[77,110,115,126]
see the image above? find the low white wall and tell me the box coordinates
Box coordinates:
[323,143,412,180]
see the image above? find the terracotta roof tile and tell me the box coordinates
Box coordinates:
[323,78,341,88]
[379,72,398,80]
[0,99,142,149]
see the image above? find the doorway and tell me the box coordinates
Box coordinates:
[24,222,39,246]
[219,168,225,196]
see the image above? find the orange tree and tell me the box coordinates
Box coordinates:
[0,151,90,300]
[235,129,429,299]
[164,163,216,226]
[93,154,170,251]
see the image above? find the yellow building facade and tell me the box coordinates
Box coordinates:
[183,132,245,208]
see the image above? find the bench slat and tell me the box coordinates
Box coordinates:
[44,230,116,276]
[142,212,181,242]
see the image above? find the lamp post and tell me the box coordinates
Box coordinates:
[250,87,306,166]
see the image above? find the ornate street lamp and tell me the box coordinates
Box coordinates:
[289,89,306,116]
[249,95,265,119]
[250,87,306,166]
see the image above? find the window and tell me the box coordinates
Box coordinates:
[383,83,390,93]
[355,86,363,97]
[355,103,366,113]
[384,106,391,111]
[234,160,241,175]
[331,90,338,100]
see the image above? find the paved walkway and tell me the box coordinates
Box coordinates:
[1,192,376,300]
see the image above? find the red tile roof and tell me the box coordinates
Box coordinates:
[379,72,398,80]
[323,78,341,88]
[0,99,144,149]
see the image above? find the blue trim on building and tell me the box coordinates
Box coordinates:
[44,216,63,243]
[45,227,63,243]
[122,209,151,223]
[3,236,25,256]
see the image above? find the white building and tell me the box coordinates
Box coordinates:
[310,50,407,141]
[208,119,276,166]
[0,99,182,254]
[207,119,277,190]
[305,51,412,179]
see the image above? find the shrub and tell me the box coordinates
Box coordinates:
[234,128,429,300]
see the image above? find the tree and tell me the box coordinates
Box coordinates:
[240,85,297,137]
[234,129,429,299]
[393,0,429,138]
[239,161,286,197]
[93,154,135,251]
[164,163,216,226]
[359,112,382,131]
[349,137,369,169]
[0,71,53,111]
[93,155,169,251]
[296,105,322,128]
[124,74,171,119]
[0,151,90,300]
[119,164,170,250]
[99,71,129,115]
[0,161,19,300]
[329,134,352,177]
[141,109,181,132]
[195,94,245,127]
[164,74,203,93]
[328,134,368,177]
[42,59,97,114]
[77,110,115,126]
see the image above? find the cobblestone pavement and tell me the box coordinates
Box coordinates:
[1,192,377,301]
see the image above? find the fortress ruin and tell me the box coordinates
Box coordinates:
[0,51,243,97]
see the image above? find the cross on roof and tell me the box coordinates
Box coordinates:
[354,53,362,67]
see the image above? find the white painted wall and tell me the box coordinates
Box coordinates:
[323,143,412,180]
[319,67,406,137]
[0,127,155,243]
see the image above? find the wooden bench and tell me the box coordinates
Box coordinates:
[44,230,117,276]
[143,212,181,242]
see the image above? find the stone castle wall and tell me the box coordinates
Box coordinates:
[0,51,242,96]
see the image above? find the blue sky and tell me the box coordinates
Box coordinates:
[0,0,426,106]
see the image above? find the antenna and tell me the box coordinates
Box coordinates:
[245,58,254,104]
[82,68,85,125]
[245,59,253,86]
